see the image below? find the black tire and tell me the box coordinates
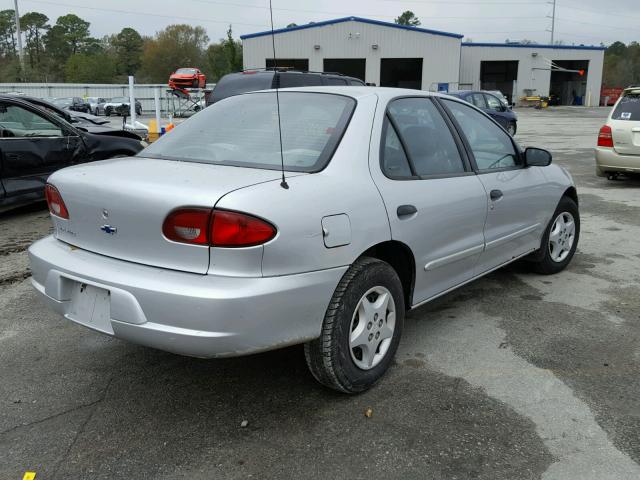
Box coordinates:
[136,106,142,116]
[507,122,517,136]
[528,196,580,275]
[304,257,405,394]
[105,107,112,117]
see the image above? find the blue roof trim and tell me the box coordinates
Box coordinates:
[462,42,606,51]
[240,16,464,40]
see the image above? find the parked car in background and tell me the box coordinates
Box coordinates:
[595,85,640,179]
[169,67,207,89]
[103,97,143,117]
[87,97,107,115]
[52,97,90,113]
[488,90,510,107]
[207,69,366,105]
[0,95,145,212]
[447,90,518,135]
[29,87,579,393]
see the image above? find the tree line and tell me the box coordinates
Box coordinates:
[0,10,242,84]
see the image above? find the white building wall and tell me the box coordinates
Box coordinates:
[460,45,604,106]
[242,20,461,91]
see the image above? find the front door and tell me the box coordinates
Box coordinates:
[370,97,488,305]
[0,101,80,197]
[440,98,553,274]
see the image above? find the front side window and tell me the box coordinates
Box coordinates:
[442,99,520,171]
[386,97,465,176]
[469,93,486,109]
[140,92,355,172]
[0,103,63,138]
[484,94,504,112]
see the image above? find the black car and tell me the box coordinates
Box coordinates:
[207,69,366,106]
[446,90,518,136]
[5,95,142,140]
[0,96,144,212]
[52,96,91,113]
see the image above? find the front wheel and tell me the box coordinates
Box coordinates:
[506,122,517,136]
[105,107,112,117]
[304,257,405,394]
[527,196,579,274]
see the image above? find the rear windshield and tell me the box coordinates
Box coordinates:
[211,73,274,103]
[612,93,640,121]
[140,92,356,172]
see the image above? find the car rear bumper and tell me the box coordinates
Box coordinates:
[595,147,640,176]
[28,235,346,358]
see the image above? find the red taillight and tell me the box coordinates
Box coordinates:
[45,184,69,219]
[211,210,276,247]
[162,208,211,245]
[162,208,276,247]
[597,125,613,147]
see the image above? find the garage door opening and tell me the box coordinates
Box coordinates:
[480,60,518,104]
[323,59,366,81]
[266,58,309,71]
[380,58,422,89]
[550,60,589,105]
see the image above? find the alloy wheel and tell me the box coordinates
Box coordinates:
[549,211,575,263]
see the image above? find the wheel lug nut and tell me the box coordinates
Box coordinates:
[375,332,380,339]
[374,313,378,321]
[368,333,374,341]
[367,322,372,330]
[379,320,383,327]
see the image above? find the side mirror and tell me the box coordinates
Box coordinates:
[525,147,552,167]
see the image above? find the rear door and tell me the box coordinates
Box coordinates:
[440,98,552,274]
[610,91,640,156]
[370,96,488,305]
[0,100,82,197]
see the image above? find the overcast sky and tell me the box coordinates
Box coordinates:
[9,0,639,46]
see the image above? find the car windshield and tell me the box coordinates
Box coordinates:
[176,68,197,74]
[612,93,640,121]
[140,91,356,172]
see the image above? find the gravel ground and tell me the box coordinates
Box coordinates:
[1,106,639,480]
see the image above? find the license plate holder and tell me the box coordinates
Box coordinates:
[66,283,113,334]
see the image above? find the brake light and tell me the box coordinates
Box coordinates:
[162,208,276,247]
[162,208,211,245]
[211,210,276,247]
[597,125,613,147]
[45,184,69,219]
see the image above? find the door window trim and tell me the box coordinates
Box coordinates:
[436,96,524,175]
[380,95,476,181]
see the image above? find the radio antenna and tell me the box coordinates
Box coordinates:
[269,0,289,189]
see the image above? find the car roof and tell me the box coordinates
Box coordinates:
[245,86,445,102]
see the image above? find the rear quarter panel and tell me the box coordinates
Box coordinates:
[215,94,391,276]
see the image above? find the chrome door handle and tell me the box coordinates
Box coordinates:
[397,204,417,218]
[490,190,503,201]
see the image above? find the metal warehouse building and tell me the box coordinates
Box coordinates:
[241,16,606,106]
[241,17,463,92]
[460,43,605,106]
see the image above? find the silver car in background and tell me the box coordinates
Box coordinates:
[29,87,580,393]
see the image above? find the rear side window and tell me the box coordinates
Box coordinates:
[211,73,274,103]
[469,93,486,109]
[381,119,413,178]
[612,93,640,121]
[385,97,465,177]
[442,99,520,171]
[325,77,348,86]
[278,73,323,88]
[140,92,355,173]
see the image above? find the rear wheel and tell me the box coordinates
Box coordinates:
[528,196,579,275]
[105,107,112,117]
[304,257,404,393]
[506,122,517,136]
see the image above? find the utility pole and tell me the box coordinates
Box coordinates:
[549,0,557,45]
[13,0,25,69]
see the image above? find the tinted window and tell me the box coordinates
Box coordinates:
[348,79,366,86]
[442,99,520,171]
[0,103,63,137]
[387,98,465,176]
[484,94,503,112]
[211,73,275,103]
[278,73,323,88]
[381,118,412,178]
[469,93,486,109]
[141,92,355,173]
[612,93,640,121]
[325,77,348,86]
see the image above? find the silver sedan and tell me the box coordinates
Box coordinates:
[29,87,579,393]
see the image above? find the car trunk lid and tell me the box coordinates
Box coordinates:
[611,91,640,156]
[48,157,284,274]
